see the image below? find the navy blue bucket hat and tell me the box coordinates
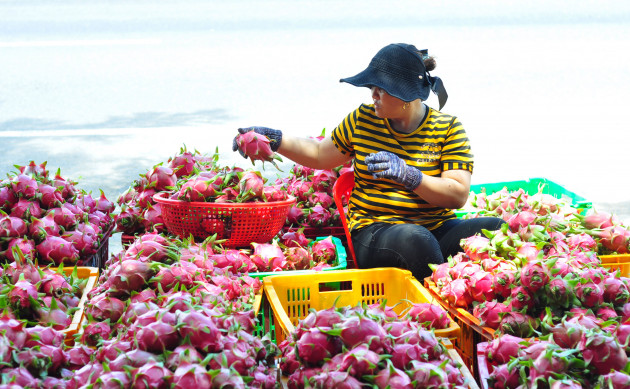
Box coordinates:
[340,43,448,109]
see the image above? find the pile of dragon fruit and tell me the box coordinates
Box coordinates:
[0,259,88,330]
[277,302,472,388]
[0,315,100,388]
[0,161,115,266]
[482,320,630,388]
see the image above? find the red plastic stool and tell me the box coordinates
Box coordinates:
[332,171,358,268]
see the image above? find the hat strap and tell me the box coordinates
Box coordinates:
[427,74,448,110]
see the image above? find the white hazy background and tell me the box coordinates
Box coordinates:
[1,0,629,255]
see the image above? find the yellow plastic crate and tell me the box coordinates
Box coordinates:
[263,268,460,345]
[600,254,630,276]
[59,266,99,345]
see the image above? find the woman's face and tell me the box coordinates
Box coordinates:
[371,86,404,118]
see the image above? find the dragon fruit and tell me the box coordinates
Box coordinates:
[133,361,173,389]
[306,204,332,227]
[262,184,288,202]
[468,270,496,302]
[336,343,381,377]
[171,363,212,389]
[441,278,473,308]
[311,236,336,263]
[146,165,177,191]
[284,246,312,270]
[405,303,450,329]
[287,179,314,202]
[47,206,78,230]
[85,293,126,322]
[308,191,334,209]
[499,312,538,338]
[473,300,511,329]
[597,225,630,254]
[176,310,223,353]
[10,174,38,199]
[36,236,81,265]
[2,237,37,262]
[28,213,62,242]
[597,371,630,389]
[488,363,520,389]
[311,169,338,193]
[24,325,64,348]
[286,204,307,225]
[0,185,18,210]
[237,171,264,202]
[108,259,155,296]
[310,371,363,388]
[373,360,412,388]
[168,146,199,178]
[486,334,526,364]
[520,260,549,293]
[582,210,619,229]
[0,215,28,238]
[460,234,491,261]
[235,130,277,164]
[136,318,180,353]
[8,274,39,310]
[602,276,630,305]
[296,328,342,365]
[250,242,287,272]
[280,228,310,248]
[575,281,604,308]
[579,329,628,375]
[80,321,113,346]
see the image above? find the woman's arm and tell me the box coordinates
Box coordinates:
[278,135,352,170]
[413,169,471,209]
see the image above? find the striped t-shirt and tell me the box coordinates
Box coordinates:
[331,103,474,232]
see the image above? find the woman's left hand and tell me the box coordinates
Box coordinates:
[365,151,423,190]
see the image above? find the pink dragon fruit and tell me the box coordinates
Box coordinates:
[165,345,204,370]
[168,146,199,178]
[488,363,520,389]
[85,293,126,322]
[10,174,38,199]
[62,229,98,256]
[310,371,364,388]
[262,184,288,202]
[0,215,28,237]
[311,236,336,263]
[11,198,43,219]
[597,372,630,389]
[373,360,413,388]
[108,259,155,296]
[306,204,332,227]
[596,225,630,254]
[235,130,277,164]
[336,343,381,377]
[311,169,338,193]
[47,206,78,230]
[579,329,629,375]
[408,360,449,388]
[176,310,223,353]
[583,210,619,229]
[486,334,526,364]
[28,213,62,242]
[250,242,287,272]
[473,300,511,329]
[80,321,113,346]
[37,183,64,209]
[405,303,451,329]
[280,228,310,248]
[296,328,342,365]
[460,234,491,261]
[520,260,549,293]
[602,276,630,305]
[178,175,219,202]
[171,363,212,389]
[133,360,173,389]
[287,178,314,202]
[36,235,81,265]
[544,276,573,309]
[146,165,177,191]
[292,164,315,178]
[24,325,64,348]
[286,204,307,225]
[0,185,18,210]
[499,312,539,338]
[509,286,536,312]
[136,318,180,353]
[8,274,39,309]
[575,281,604,308]
[468,270,496,302]
[2,237,37,262]
[307,191,334,208]
[441,278,473,308]
[237,170,264,202]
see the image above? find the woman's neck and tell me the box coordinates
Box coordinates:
[389,101,426,134]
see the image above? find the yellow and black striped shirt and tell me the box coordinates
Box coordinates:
[331,104,474,232]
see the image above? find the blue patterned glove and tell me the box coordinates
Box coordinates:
[232,126,283,158]
[365,151,423,190]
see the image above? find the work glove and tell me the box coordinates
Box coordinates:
[365,151,423,191]
[232,126,283,158]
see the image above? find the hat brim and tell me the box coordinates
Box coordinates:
[340,67,423,102]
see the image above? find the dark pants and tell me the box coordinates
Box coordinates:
[351,217,505,281]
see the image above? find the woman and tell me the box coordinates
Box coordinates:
[233,43,504,280]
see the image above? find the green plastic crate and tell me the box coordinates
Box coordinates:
[456,177,592,217]
[251,236,348,340]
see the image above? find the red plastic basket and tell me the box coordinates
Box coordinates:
[154,193,296,248]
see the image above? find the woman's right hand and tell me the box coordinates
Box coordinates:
[232,126,283,158]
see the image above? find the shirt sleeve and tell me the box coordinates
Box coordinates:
[441,117,474,173]
[330,108,359,157]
